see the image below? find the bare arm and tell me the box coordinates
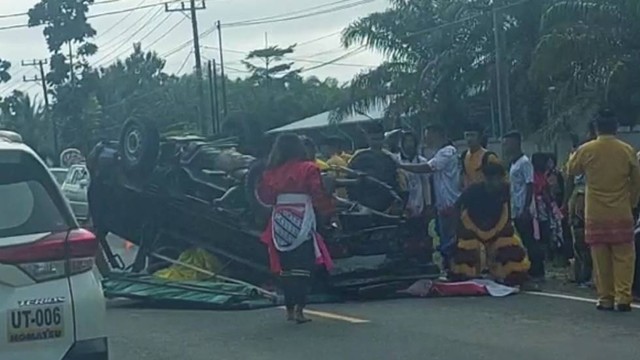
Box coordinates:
[397,162,434,173]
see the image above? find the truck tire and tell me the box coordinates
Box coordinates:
[347,149,399,212]
[119,119,160,177]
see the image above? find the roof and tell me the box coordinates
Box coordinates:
[266,108,385,134]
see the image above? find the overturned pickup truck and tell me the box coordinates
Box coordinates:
[89,120,439,292]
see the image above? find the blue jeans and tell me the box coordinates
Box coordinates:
[437,213,457,271]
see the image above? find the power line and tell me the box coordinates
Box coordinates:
[97,4,159,50]
[296,30,342,47]
[92,7,165,65]
[0,0,127,20]
[222,0,377,28]
[299,46,366,73]
[95,11,174,66]
[160,22,216,58]
[176,50,193,74]
[146,15,188,49]
[404,0,532,38]
[202,45,375,68]
[0,0,182,31]
[97,0,149,39]
[222,0,367,27]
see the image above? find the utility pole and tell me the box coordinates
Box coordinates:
[212,59,220,133]
[22,59,58,155]
[492,0,511,135]
[207,60,217,134]
[216,20,228,117]
[166,0,208,134]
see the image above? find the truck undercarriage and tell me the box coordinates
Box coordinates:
[89,120,439,292]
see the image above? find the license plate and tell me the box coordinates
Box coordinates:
[7,306,64,343]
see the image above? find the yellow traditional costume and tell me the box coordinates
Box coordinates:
[451,182,530,286]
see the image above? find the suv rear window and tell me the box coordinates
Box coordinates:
[0,152,71,239]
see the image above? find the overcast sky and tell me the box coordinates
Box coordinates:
[0,0,387,97]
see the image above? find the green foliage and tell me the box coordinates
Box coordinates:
[0,91,51,152]
[532,0,640,130]
[28,0,97,53]
[0,59,11,84]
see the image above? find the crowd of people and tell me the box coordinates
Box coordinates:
[258,108,640,323]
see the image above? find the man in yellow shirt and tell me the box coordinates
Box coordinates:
[461,124,500,189]
[567,109,640,312]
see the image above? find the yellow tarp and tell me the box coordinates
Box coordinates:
[154,248,222,281]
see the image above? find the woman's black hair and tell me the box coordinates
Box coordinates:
[266,133,308,169]
[400,130,418,149]
[300,135,318,160]
[595,108,618,134]
[531,152,549,172]
[481,161,506,178]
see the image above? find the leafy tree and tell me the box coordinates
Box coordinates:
[0,59,11,84]
[0,91,50,152]
[531,0,640,130]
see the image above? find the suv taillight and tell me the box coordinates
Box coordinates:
[0,229,98,282]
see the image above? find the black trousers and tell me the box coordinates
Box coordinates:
[514,217,546,278]
[278,241,315,310]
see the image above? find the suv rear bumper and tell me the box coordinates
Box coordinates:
[62,337,108,360]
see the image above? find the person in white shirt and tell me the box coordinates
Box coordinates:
[395,131,433,263]
[397,124,461,271]
[502,131,544,280]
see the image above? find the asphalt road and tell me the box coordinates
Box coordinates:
[106,292,640,360]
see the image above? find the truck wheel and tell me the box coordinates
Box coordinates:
[347,149,399,212]
[119,119,160,176]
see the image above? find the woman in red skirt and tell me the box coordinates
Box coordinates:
[258,133,335,323]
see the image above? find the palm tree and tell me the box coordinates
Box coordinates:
[336,0,538,136]
[0,91,50,151]
[531,0,640,130]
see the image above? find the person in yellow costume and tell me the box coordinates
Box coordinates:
[319,137,350,198]
[461,123,500,189]
[450,162,530,286]
[566,109,640,312]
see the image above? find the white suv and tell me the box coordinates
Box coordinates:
[0,132,108,360]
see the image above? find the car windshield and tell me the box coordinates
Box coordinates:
[0,153,70,240]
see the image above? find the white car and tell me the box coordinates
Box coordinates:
[61,164,90,221]
[0,132,108,360]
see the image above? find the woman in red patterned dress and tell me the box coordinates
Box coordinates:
[258,133,334,323]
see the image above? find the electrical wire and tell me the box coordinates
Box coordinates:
[96,0,149,40]
[175,50,193,74]
[160,22,217,58]
[92,6,165,65]
[0,0,182,31]
[97,3,158,49]
[201,45,375,68]
[145,15,188,49]
[0,0,127,20]
[299,46,366,73]
[222,0,377,28]
[222,0,362,27]
[296,30,342,47]
[95,11,173,66]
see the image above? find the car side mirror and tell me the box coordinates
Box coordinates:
[79,179,89,188]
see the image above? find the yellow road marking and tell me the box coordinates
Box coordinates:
[278,307,370,323]
[525,291,640,309]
